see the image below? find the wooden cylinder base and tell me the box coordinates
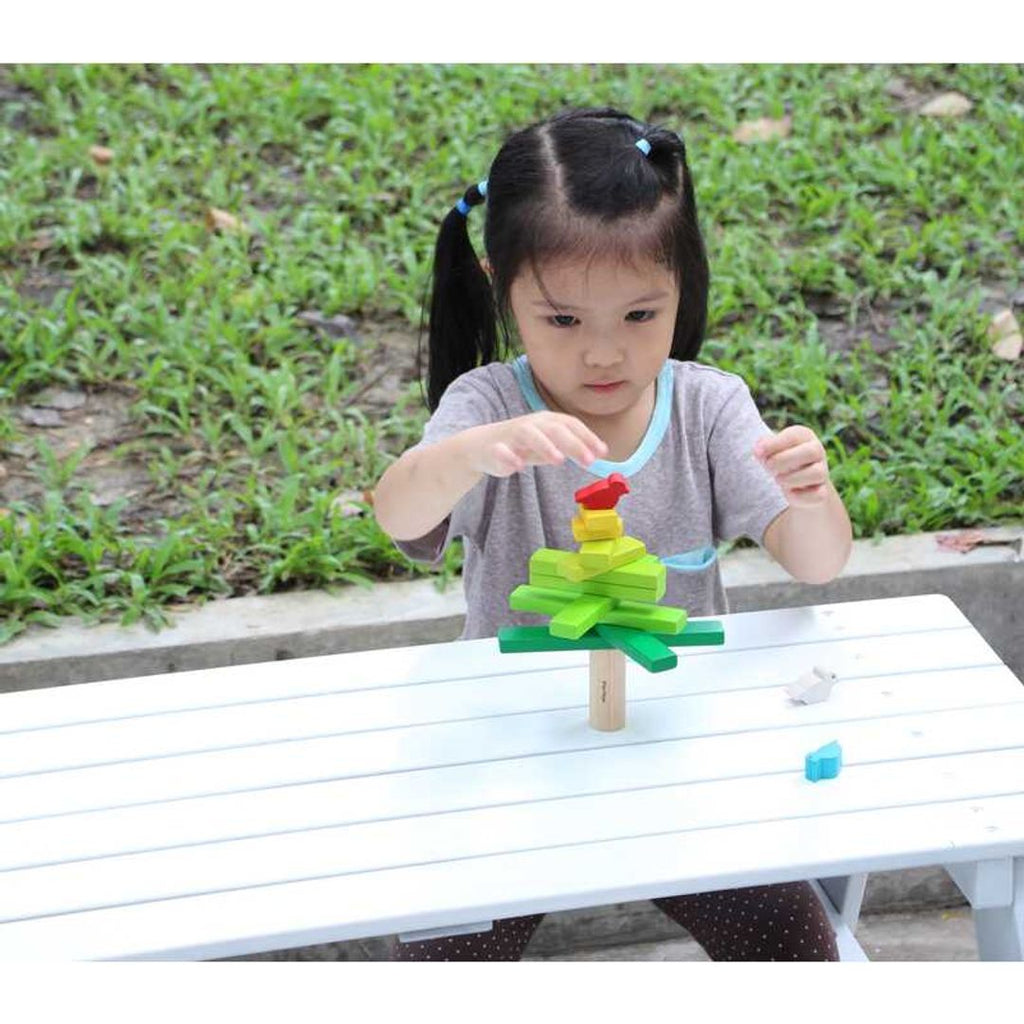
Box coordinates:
[589,649,626,731]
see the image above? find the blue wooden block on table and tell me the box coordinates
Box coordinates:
[805,741,843,782]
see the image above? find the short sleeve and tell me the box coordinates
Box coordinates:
[708,380,789,545]
[390,371,501,564]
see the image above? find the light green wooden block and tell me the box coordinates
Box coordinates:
[509,585,686,635]
[604,602,687,635]
[549,594,616,640]
[531,570,665,603]
[508,584,579,616]
[530,550,665,601]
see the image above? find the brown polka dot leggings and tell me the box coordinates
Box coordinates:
[392,881,839,961]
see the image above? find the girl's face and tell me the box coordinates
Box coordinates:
[508,256,680,424]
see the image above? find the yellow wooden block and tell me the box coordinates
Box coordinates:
[571,507,623,543]
[578,536,646,571]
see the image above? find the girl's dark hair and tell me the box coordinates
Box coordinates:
[423,106,709,411]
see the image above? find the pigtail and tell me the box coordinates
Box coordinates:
[425,181,496,411]
[659,133,709,362]
[631,123,710,361]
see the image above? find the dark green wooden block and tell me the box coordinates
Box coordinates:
[497,618,725,659]
[595,624,677,672]
[498,626,606,653]
[672,620,725,645]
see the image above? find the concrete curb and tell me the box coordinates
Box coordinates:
[2,524,1021,944]
[3,525,1020,690]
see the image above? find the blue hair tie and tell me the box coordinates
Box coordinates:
[455,179,489,217]
[635,138,651,156]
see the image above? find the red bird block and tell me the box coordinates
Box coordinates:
[574,472,629,510]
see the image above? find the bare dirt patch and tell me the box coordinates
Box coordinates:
[0,317,426,525]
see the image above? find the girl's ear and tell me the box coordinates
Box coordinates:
[480,257,493,278]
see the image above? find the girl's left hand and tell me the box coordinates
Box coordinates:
[753,425,831,508]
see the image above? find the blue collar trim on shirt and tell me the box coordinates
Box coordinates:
[511,354,674,479]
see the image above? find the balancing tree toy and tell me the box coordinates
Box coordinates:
[497,472,725,731]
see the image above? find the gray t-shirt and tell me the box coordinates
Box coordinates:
[395,356,788,639]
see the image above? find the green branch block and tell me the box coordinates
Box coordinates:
[508,584,687,635]
[549,594,615,640]
[595,624,677,672]
[529,548,666,602]
[498,619,724,660]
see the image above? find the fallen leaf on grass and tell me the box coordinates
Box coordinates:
[333,489,374,517]
[89,145,114,165]
[936,529,987,553]
[987,308,1022,361]
[733,115,792,143]
[205,207,247,234]
[936,530,1023,560]
[296,310,358,338]
[918,92,973,118]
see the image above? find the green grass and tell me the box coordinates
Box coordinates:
[1,64,1022,642]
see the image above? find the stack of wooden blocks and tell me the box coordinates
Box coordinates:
[497,473,724,730]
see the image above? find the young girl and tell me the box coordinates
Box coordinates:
[373,107,853,961]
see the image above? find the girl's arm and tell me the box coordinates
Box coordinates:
[755,426,853,584]
[374,412,607,542]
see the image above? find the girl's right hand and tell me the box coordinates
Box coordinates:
[468,412,608,478]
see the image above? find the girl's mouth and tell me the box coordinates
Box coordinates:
[585,381,625,393]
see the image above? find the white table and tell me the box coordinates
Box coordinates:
[1,594,1022,960]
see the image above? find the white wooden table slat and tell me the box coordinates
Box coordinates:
[4,745,1024,925]
[1,790,1021,961]
[2,663,1018,822]
[4,701,1023,873]
[0,594,974,732]
[0,627,998,775]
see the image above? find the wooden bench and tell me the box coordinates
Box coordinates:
[0,594,1021,960]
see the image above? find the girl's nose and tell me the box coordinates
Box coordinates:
[582,331,625,367]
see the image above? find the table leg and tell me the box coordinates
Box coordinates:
[816,873,868,930]
[946,857,1023,961]
[808,876,869,961]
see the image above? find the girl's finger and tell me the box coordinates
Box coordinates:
[764,440,823,477]
[565,419,608,459]
[522,423,566,465]
[777,464,828,489]
[546,422,601,465]
[492,442,525,475]
[755,425,814,461]
[787,483,828,505]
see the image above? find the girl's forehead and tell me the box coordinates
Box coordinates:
[513,257,676,302]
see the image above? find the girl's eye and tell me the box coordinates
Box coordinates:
[625,310,655,323]
[549,314,578,328]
